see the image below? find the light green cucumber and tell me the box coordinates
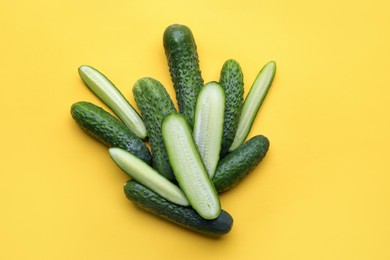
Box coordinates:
[162,112,221,220]
[109,147,189,206]
[213,135,270,193]
[124,180,233,236]
[70,101,152,165]
[219,59,244,157]
[229,61,276,151]
[193,82,225,179]
[163,24,204,128]
[132,77,176,182]
[78,65,147,139]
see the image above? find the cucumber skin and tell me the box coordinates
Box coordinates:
[163,24,204,128]
[213,135,270,193]
[124,180,233,236]
[219,59,244,158]
[132,78,176,182]
[70,101,152,165]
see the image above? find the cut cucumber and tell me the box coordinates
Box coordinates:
[109,147,189,207]
[193,82,225,179]
[162,112,221,220]
[78,65,147,139]
[229,61,276,151]
[124,180,233,236]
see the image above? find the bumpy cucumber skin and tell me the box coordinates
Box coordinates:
[163,24,203,128]
[133,78,176,182]
[124,180,233,236]
[219,59,244,158]
[70,101,152,165]
[213,135,270,193]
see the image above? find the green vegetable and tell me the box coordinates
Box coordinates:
[109,148,189,206]
[219,59,244,157]
[162,112,221,220]
[78,65,147,139]
[213,135,270,193]
[132,77,176,181]
[229,61,276,151]
[70,101,152,165]
[163,24,204,128]
[193,81,225,178]
[124,180,233,236]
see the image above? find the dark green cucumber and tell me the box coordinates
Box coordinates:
[70,101,152,165]
[124,180,233,236]
[132,77,176,181]
[219,59,244,158]
[213,135,270,193]
[163,24,204,128]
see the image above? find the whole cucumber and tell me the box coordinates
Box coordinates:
[163,24,204,128]
[124,180,233,236]
[213,135,270,193]
[132,77,176,181]
[70,101,152,165]
[219,59,244,158]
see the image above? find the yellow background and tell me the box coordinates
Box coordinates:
[1,0,390,259]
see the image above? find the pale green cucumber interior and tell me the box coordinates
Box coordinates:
[162,113,221,220]
[229,61,276,151]
[193,82,225,178]
[79,65,147,139]
[109,147,189,206]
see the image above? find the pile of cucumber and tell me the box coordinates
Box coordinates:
[71,24,276,236]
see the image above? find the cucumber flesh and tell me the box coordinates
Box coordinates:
[78,65,147,139]
[162,112,221,220]
[193,82,225,179]
[229,61,276,151]
[109,147,189,207]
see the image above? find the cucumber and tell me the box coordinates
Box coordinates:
[78,65,147,139]
[229,61,276,151]
[109,148,189,206]
[213,135,270,193]
[219,59,244,157]
[70,101,152,165]
[163,24,204,128]
[193,82,225,179]
[162,112,221,220]
[124,180,233,236]
[132,77,176,182]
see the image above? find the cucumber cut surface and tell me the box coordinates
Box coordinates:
[193,82,225,179]
[78,65,147,139]
[229,61,276,151]
[162,112,221,220]
[109,147,189,207]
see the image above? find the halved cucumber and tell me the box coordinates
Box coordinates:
[162,112,221,220]
[193,82,225,179]
[229,61,276,151]
[78,65,147,139]
[109,147,189,207]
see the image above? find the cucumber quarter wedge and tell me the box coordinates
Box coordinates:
[229,61,276,151]
[78,65,147,139]
[109,147,189,207]
[193,82,225,179]
[162,112,221,220]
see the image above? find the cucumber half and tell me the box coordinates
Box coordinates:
[109,147,189,207]
[193,82,225,179]
[162,112,221,220]
[229,61,276,151]
[78,65,147,139]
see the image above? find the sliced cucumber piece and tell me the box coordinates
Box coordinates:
[229,61,276,151]
[78,65,147,139]
[162,112,221,220]
[109,147,189,207]
[193,82,225,179]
